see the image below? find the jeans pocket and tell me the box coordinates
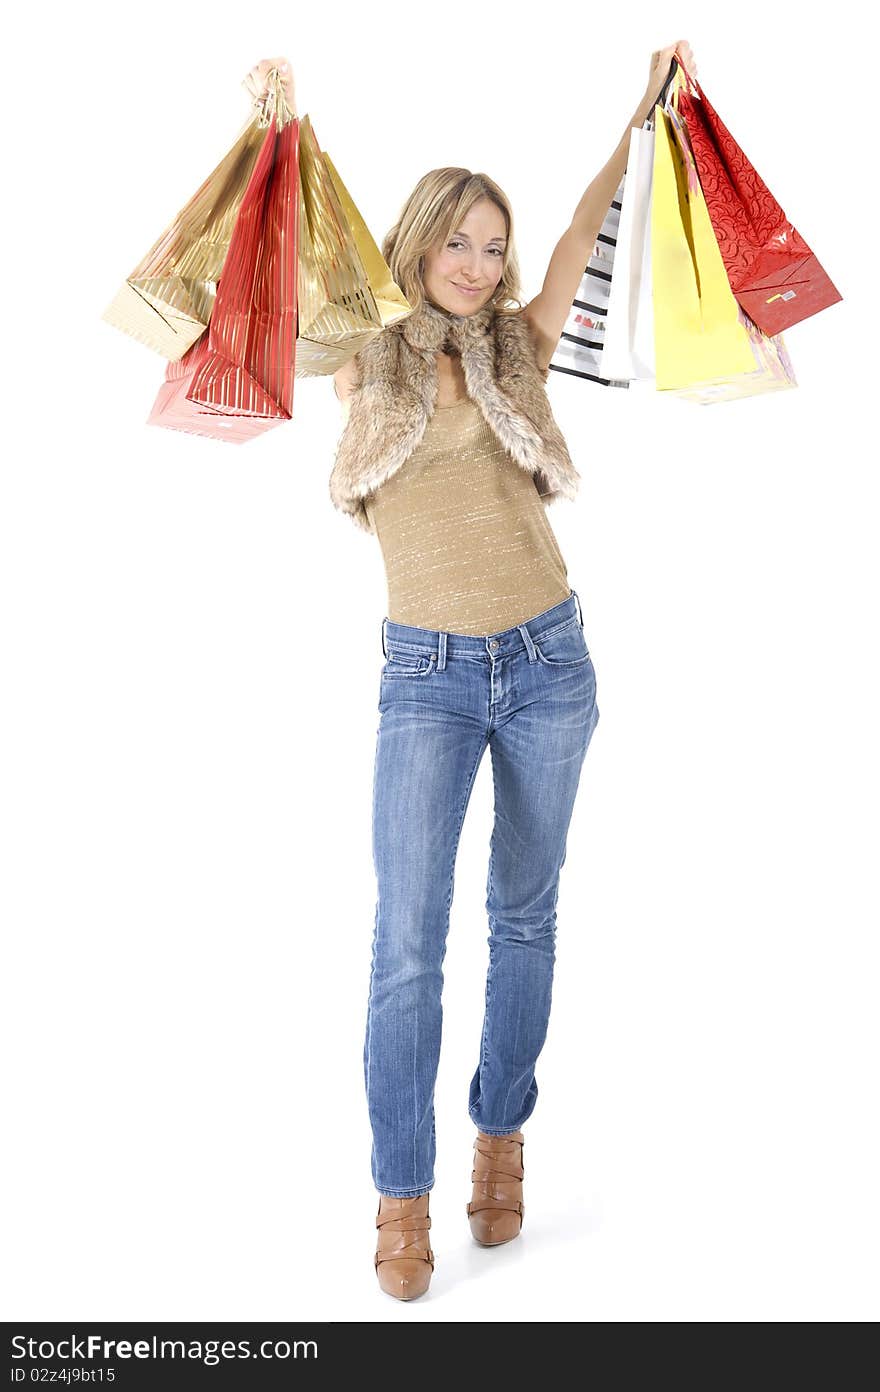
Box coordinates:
[533,619,592,667]
[382,648,436,678]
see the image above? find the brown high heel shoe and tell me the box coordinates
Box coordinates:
[374,1193,434,1300]
[467,1130,525,1245]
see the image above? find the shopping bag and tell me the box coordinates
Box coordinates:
[658,92,797,403]
[322,153,412,342]
[671,56,842,336]
[670,306,798,403]
[652,87,765,393]
[548,179,630,388]
[602,123,656,381]
[294,116,411,375]
[148,75,300,441]
[101,111,269,360]
[147,334,277,442]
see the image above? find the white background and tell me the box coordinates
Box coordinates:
[2,0,877,1323]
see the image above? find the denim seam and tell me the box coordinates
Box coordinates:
[468,1103,537,1131]
[469,1125,527,1137]
[534,649,592,669]
[534,615,581,643]
[364,720,387,1157]
[382,656,436,678]
[377,1181,435,1198]
[479,751,501,1089]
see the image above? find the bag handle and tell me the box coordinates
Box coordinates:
[671,48,701,100]
[654,48,701,114]
[653,52,697,125]
[655,58,679,112]
[250,66,297,131]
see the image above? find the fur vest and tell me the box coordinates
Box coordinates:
[328,297,581,534]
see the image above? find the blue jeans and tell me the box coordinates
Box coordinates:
[365,589,599,1197]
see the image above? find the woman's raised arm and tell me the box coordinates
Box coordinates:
[523,39,698,372]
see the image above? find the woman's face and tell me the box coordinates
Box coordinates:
[422,197,508,316]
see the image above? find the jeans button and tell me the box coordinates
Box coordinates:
[489,639,499,651]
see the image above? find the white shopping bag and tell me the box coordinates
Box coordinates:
[548,178,629,389]
[603,123,656,381]
[632,160,655,379]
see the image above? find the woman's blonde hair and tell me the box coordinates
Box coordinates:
[380,168,524,317]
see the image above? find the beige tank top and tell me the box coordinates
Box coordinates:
[362,396,571,636]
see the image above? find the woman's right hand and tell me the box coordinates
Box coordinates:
[242,57,297,114]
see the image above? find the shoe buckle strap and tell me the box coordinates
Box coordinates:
[376,1212,432,1232]
[471,1163,524,1182]
[468,1198,524,1217]
[375,1248,435,1269]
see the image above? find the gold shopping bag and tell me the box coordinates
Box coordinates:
[294,114,411,375]
[101,112,271,361]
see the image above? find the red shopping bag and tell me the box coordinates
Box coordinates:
[147,334,287,442]
[148,81,299,441]
[671,54,842,336]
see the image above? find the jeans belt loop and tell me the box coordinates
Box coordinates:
[381,617,388,658]
[517,621,538,662]
[437,631,447,671]
[571,588,584,627]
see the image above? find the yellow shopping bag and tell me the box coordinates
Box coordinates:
[651,97,757,391]
[669,305,798,403]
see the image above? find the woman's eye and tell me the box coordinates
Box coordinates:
[447,241,503,256]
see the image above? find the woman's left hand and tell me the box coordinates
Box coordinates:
[642,39,698,109]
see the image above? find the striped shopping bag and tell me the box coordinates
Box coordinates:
[548,178,630,390]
